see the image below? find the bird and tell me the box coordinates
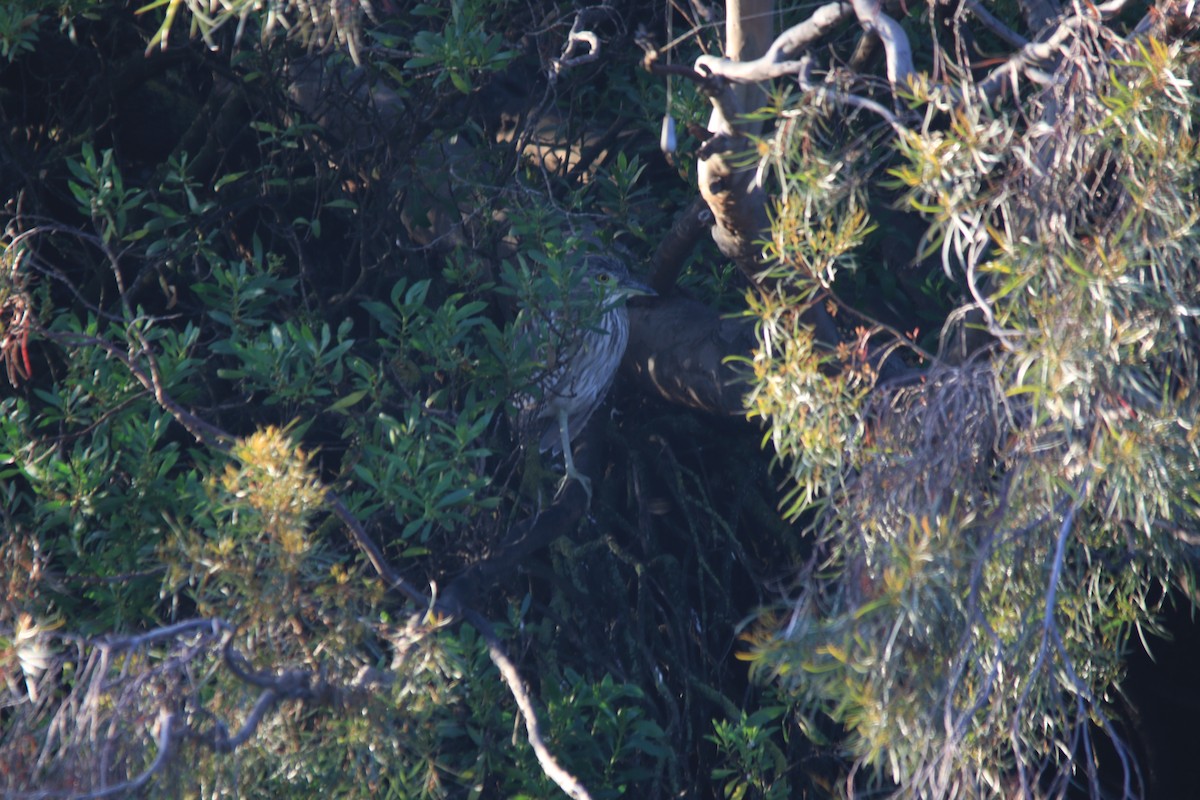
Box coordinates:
[515,254,654,501]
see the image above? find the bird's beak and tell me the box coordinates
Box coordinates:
[622,276,656,298]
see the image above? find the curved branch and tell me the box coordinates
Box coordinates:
[200,690,281,753]
[693,2,853,84]
[466,609,595,800]
[650,196,714,293]
[551,13,602,77]
[790,56,908,132]
[35,710,178,800]
[849,0,914,89]
[974,19,1077,102]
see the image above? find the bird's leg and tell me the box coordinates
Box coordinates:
[555,408,592,503]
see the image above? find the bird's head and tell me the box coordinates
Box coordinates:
[580,256,655,306]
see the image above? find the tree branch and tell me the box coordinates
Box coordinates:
[649,196,713,293]
[849,0,914,90]
[466,609,596,800]
[692,2,853,84]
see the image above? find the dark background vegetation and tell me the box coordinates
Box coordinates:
[2,0,1200,798]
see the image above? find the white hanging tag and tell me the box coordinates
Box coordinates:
[660,114,677,155]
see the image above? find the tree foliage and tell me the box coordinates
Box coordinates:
[732,6,1200,796]
[1,0,1199,798]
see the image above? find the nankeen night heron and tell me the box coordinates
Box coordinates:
[516,255,654,500]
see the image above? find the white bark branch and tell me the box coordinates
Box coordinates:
[849,0,914,89]
[470,612,595,800]
[694,2,853,85]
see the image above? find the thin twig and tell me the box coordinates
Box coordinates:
[465,608,595,800]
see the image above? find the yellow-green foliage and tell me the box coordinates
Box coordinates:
[745,27,1200,798]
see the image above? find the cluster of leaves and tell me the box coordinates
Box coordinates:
[401,0,518,94]
[0,0,102,61]
[0,1,809,798]
[743,11,1200,799]
[6,0,1199,798]
[747,98,882,518]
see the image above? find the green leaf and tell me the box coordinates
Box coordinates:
[448,70,471,94]
[327,389,369,413]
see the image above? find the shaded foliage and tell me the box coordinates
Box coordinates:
[0,1,810,798]
[2,0,1200,798]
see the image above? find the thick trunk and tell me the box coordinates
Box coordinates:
[723,0,774,131]
[697,0,775,280]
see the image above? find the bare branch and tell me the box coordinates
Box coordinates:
[790,56,908,132]
[975,19,1077,102]
[551,13,601,77]
[693,2,853,84]
[649,196,713,292]
[466,610,595,800]
[27,710,178,800]
[5,619,382,798]
[1131,0,1200,39]
[849,0,914,89]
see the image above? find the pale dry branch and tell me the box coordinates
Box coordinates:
[468,610,596,800]
[788,56,908,132]
[849,0,914,88]
[552,11,602,77]
[692,1,853,84]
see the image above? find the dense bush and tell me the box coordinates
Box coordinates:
[2,0,1199,798]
